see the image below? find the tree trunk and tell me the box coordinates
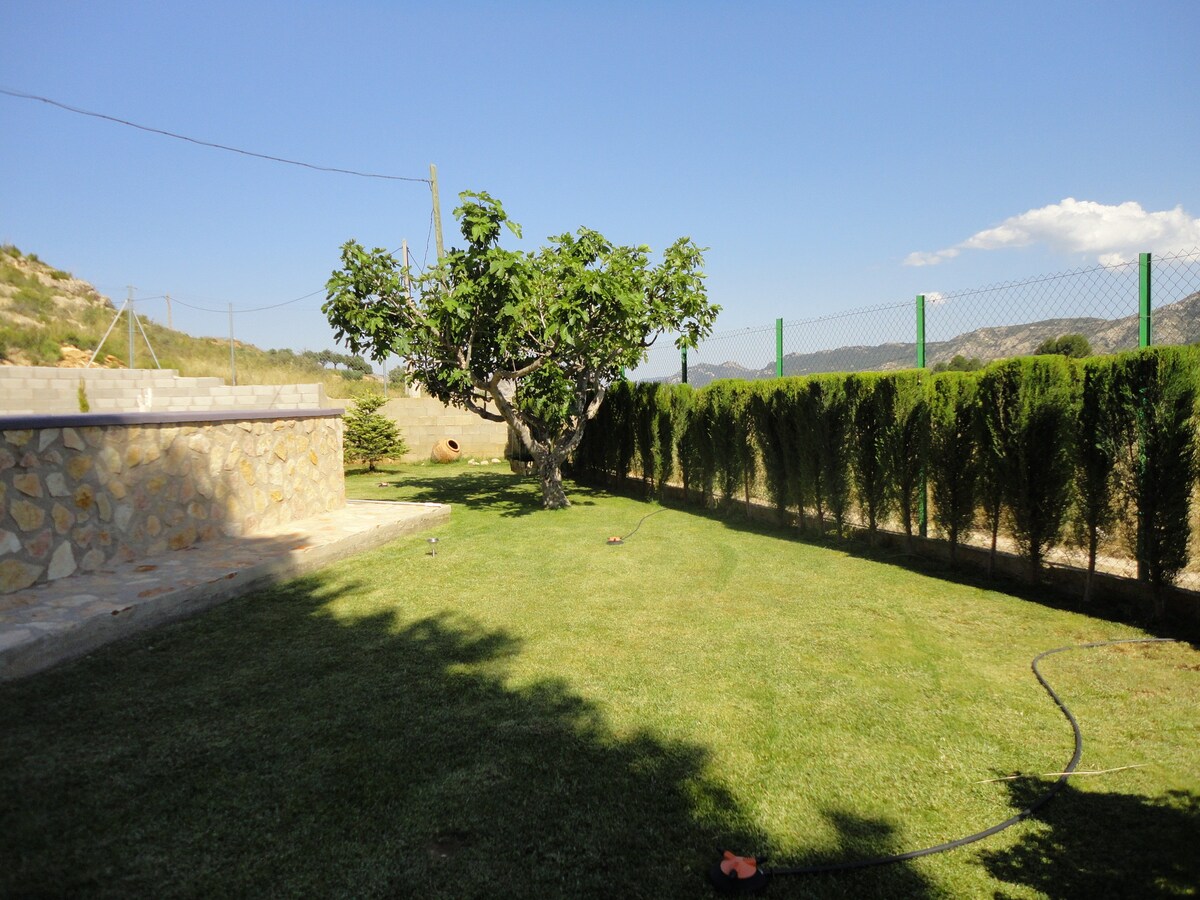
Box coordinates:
[988,517,999,579]
[536,453,570,509]
[1084,531,1098,604]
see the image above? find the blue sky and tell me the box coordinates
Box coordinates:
[2,1,1198,366]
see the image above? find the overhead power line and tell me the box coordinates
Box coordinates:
[0,87,431,184]
[169,288,324,315]
[154,244,408,314]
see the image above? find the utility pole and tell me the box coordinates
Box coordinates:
[402,239,414,397]
[228,303,237,386]
[127,286,135,369]
[165,294,173,330]
[429,163,445,261]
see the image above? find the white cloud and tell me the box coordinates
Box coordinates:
[905,198,1200,267]
[903,248,959,267]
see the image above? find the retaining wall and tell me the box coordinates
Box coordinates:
[0,366,335,415]
[0,410,344,593]
[381,396,510,461]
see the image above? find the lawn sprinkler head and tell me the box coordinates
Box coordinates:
[606,536,624,546]
[709,852,770,895]
[427,537,439,556]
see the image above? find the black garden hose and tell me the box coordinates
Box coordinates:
[714,637,1180,891]
[606,507,670,544]
[598,509,1184,888]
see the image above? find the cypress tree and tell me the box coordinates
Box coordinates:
[669,385,698,502]
[1074,359,1122,602]
[928,372,979,563]
[751,381,791,523]
[1115,347,1198,614]
[888,371,931,552]
[796,379,827,533]
[729,383,759,516]
[811,376,851,537]
[343,392,408,472]
[1002,357,1078,582]
[684,388,718,506]
[606,380,637,485]
[632,382,658,494]
[847,374,895,546]
[977,361,1021,577]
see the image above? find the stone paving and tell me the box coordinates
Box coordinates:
[0,499,449,681]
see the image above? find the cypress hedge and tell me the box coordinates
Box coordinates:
[573,349,1197,609]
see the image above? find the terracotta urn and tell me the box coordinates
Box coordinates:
[431,438,462,463]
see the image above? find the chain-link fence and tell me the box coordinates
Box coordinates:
[925,260,1139,363]
[1152,247,1200,343]
[781,301,914,377]
[631,247,1200,385]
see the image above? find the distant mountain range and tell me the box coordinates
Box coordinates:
[662,291,1200,387]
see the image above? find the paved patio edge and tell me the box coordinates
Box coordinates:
[0,502,450,681]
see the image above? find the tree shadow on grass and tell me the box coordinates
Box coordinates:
[979,778,1200,899]
[386,471,601,518]
[763,809,943,900]
[3,573,776,899]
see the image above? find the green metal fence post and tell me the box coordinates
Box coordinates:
[681,346,688,385]
[1135,252,1152,580]
[775,318,784,378]
[916,294,928,538]
[1139,252,1152,348]
[915,294,926,368]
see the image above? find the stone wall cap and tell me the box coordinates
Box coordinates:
[0,408,344,430]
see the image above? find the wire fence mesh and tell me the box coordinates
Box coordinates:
[925,259,1140,363]
[1152,246,1200,344]
[781,301,914,377]
[630,247,1200,385]
[686,324,776,381]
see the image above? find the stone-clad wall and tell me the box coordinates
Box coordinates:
[0,411,344,594]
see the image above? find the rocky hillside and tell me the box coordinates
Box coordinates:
[672,291,1200,386]
[0,245,124,367]
[0,245,365,397]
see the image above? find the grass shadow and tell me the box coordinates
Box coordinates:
[1,572,764,898]
[763,808,943,899]
[594,479,1200,644]
[383,471,602,517]
[980,778,1200,899]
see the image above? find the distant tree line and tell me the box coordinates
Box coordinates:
[574,345,1199,615]
[929,333,1091,374]
[264,347,374,379]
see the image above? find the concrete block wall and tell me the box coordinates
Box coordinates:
[0,410,345,593]
[0,367,335,415]
[380,396,511,461]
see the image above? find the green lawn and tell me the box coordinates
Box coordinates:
[2,465,1197,899]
